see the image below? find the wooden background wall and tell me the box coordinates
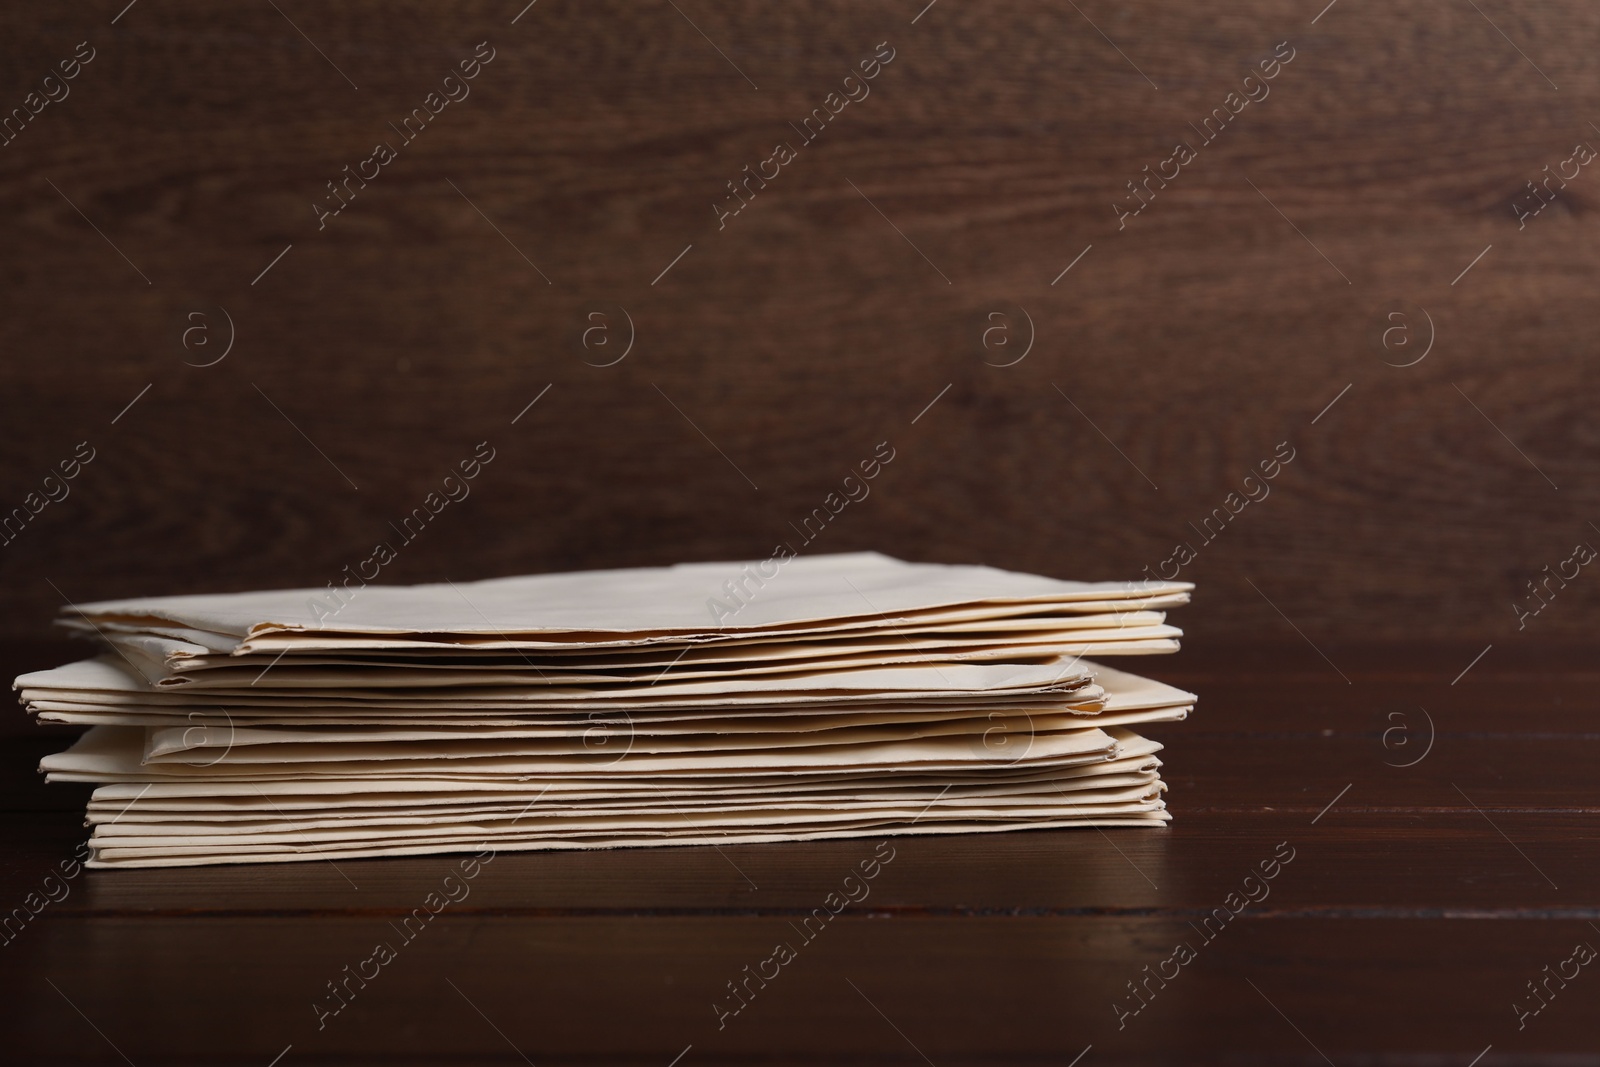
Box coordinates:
[2,0,1596,647]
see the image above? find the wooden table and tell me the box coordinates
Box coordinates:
[1,639,1594,1064]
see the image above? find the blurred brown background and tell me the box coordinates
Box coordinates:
[2,0,1596,649]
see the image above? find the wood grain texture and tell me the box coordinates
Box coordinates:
[1,1,1598,644]
[2,641,1597,1063]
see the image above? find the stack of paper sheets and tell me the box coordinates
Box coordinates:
[17,553,1195,868]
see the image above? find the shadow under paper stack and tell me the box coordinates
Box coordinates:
[16,553,1195,868]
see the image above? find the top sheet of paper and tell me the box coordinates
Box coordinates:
[66,552,1190,644]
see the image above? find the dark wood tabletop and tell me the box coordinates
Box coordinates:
[2,638,1594,1065]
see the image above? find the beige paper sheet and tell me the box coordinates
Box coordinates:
[45,722,1130,781]
[68,552,1189,645]
[86,814,1171,868]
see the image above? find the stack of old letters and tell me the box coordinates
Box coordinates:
[17,553,1194,867]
